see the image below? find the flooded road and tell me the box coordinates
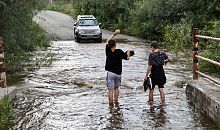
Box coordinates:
[9,41,218,130]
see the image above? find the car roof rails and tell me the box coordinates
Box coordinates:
[78,15,95,19]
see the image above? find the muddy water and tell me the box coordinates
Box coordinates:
[9,41,218,130]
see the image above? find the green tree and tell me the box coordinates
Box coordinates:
[164,19,192,56]
[0,0,50,70]
[74,0,137,30]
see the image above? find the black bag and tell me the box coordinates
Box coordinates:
[143,77,152,92]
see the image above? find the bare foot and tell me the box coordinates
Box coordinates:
[109,103,114,107]
[114,101,119,107]
[147,100,153,105]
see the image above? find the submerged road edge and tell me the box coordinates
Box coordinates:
[186,79,220,127]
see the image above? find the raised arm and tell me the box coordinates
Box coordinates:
[106,29,120,44]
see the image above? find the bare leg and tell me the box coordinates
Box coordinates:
[159,88,165,102]
[148,89,154,102]
[114,87,119,103]
[108,90,114,106]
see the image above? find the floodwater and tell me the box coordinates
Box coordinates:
[8,41,219,130]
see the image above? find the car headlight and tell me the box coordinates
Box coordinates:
[95,29,101,33]
[78,29,85,34]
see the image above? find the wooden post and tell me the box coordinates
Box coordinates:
[0,37,6,87]
[193,28,199,80]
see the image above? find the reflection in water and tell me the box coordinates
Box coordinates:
[107,103,124,129]
[149,103,166,129]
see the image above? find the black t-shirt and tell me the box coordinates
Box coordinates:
[148,51,168,66]
[105,45,128,75]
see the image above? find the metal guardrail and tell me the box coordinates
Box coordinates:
[195,70,220,85]
[195,35,220,42]
[195,55,220,67]
[192,28,220,85]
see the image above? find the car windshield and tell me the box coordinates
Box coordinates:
[78,19,98,26]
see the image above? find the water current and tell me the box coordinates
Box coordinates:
[7,41,219,130]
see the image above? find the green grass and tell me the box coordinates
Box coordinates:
[45,1,75,17]
[0,95,13,129]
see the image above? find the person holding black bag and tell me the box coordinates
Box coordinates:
[144,41,171,104]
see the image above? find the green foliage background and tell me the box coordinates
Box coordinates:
[0,95,13,128]
[73,0,220,75]
[46,1,74,16]
[0,0,50,71]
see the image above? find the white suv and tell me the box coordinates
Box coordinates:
[73,15,102,42]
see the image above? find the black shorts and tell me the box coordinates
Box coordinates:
[150,65,166,88]
[151,84,164,90]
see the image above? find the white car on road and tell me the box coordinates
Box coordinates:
[73,15,102,42]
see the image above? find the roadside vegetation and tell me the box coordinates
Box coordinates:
[73,0,220,75]
[0,95,13,129]
[0,0,50,127]
[45,1,75,17]
[0,0,50,72]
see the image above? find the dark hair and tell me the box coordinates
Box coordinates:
[108,39,116,48]
[150,41,159,49]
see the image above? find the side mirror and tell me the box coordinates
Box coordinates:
[74,22,77,26]
[99,23,102,26]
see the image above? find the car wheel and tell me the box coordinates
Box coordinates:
[98,38,102,43]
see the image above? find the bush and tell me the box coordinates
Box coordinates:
[46,1,75,17]
[200,49,220,76]
[73,0,136,31]
[0,95,13,128]
[0,0,50,71]
[164,19,192,56]
[199,20,220,75]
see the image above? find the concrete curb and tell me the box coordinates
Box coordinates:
[0,87,17,101]
[186,79,220,127]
